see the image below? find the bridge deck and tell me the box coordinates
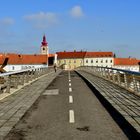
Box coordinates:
[77,70,140,134]
[0,70,61,139]
[5,71,128,140]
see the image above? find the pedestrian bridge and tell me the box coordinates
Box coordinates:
[0,66,140,139]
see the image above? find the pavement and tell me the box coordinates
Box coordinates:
[5,71,128,140]
[0,69,62,139]
[76,70,140,139]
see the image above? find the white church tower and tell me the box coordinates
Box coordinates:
[40,35,49,55]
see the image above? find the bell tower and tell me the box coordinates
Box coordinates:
[41,35,49,55]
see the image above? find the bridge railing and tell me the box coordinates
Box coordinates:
[77,66,140,95]
[0,66,53,94]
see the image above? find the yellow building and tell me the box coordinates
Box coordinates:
[56,51,86,70]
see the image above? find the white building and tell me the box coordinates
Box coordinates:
[84,52,114,67]
[0,35,57,72]
[113,58,140,72]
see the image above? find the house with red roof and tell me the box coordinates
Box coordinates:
[0,35,139,72]
[56,51,140,71]
[56,51,86,70]
[56,51,114,70]
[0,35,57,72]
[84,52,114,67]
[113,58,140,72]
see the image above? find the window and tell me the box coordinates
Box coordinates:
[64,60,66,64]
[96,60,98,63]
[69,60,71,63]
[74,60,76,63]
[101,60,103,63]
[106,60,108,63]
[91,60,93,63]
[110,60,112,63]
[86,60,88,63]
[43,47,45,51]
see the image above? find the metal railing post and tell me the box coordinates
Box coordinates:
[5,75,11,93]
[117,72,121,85]
[124,73,129,88]
[132,74,138,92]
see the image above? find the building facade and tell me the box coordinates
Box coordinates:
[57,51,86,70]
[57,51,114,70]
[57,51,140,72]
[84,52,114,67]
[113,58,140,72]
[0,35,57,72]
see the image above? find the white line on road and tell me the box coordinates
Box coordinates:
[69,95,73,103]
[69,83,71,86]
[68,71,71,80]
[69,110,75,123]
[69,87,72,92]
[69,79,71,82]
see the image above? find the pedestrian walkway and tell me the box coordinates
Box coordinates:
[0,70,62,139]
[76,70,140,136]
[5,71,128,140]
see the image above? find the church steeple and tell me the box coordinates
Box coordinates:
[41,34,49,55]
[42,35,48,46]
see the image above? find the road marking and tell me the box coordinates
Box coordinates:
[69,87,72,92]
[43,89,59,95]
[69,79,71,82]
[69,83,71,86]
[69,95,73,103]
[68,71,71,80]
[69,110,75,123]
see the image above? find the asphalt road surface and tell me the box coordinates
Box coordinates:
[5,71,128,140]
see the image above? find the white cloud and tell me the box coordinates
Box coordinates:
[0,18,14,25]
[70,6,84,18]
[24,12,58,29]
[0,18,15,39]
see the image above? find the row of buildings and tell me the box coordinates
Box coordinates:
[0,35,140,72]
[56,51,140,72]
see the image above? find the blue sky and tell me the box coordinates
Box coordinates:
[0,0,140,58]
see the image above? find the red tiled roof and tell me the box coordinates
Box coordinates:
[56,51,113,59]
[114,58,140,65]
[56,51,86,59]
[0,53,48,65]
[48,54,55,57]
[85,52,113,58]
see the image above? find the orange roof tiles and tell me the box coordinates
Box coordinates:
[0,53,48,65]
[114,58,140,65]
[85,52,113,58]
[56,51,113,59]
[57,51,86,59]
